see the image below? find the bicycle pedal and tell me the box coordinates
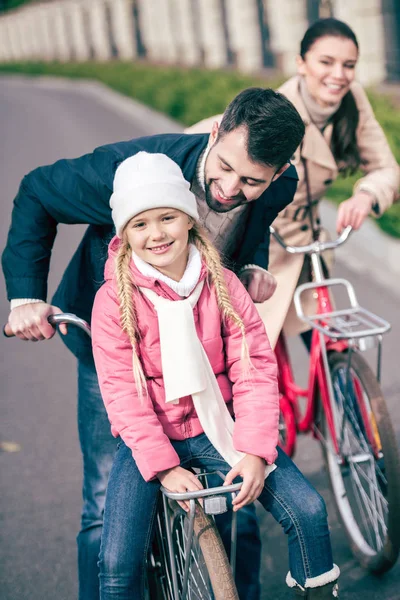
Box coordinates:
[203,495,228,515]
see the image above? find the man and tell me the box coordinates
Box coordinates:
[3,87,305,599]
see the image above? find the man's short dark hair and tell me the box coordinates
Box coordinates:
[218,87,305,169]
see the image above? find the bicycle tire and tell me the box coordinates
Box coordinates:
[322,350,400,573]
[171,501,238,599]
[147,499,238,599]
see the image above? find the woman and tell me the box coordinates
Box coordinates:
[186,18,400,347]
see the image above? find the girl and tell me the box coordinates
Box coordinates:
[91,151,339,599]
[186,18,400,348]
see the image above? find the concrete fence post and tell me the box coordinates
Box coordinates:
[36,3,57,61]
[334,0,386,85]
[169,0,201,66]
[197,0,227,69]
[52,1,73,62]
[107,0,136,60]
[263,0,308,75]
[14,13,30,60]
[66,0,91,62]
[134,0,157,61]
[4,14,23,60]
[86,0,112,61]
[0,17,15,61]
[137,0,178,63]
[225,0,263,72]
[24,7,44,61]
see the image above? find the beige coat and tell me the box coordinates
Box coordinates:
[185,76,400,347]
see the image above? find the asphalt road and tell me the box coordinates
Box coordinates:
[1,76,399,600]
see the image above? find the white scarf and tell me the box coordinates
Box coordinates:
[140,278,276,476]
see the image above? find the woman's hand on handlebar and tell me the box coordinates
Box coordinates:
[336,191,375,233]
[5,302,67,340]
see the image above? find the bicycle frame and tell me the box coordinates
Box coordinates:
[273,226,390,459]
[275,278,345,454]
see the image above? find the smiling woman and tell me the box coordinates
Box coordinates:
[261,18,399,348]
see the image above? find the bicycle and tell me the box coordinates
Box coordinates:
[5,313,241,599]
[271,225,400,574]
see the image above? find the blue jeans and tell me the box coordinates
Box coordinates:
[99,436,335,599]
[76,361,261,600]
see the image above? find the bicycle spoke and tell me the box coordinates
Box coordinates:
[352,461,388,513]
[335,376,389,552]
[349,461,386,550]
[348,463,376,548]
[330,365,389,552]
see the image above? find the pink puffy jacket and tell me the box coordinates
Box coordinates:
[91,237,279,482]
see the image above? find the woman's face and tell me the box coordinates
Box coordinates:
[297,35,358,107]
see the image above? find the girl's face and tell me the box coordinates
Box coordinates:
[125,207,193,281]
[297,35,358,107]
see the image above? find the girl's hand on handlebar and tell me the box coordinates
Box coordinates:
[157,466,204,512]
[336,191,374,233]
[6,302,67,340]
[224,454,266,511]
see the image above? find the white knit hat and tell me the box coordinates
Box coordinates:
[110,152,199,237]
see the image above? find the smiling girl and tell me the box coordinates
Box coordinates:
[91,152,339,598]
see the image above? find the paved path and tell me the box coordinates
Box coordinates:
[1,76,399,600]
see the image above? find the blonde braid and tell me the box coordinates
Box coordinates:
[190,223,250,365]
[115,239,147,399]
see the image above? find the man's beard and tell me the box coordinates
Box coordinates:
[204,181,247,213]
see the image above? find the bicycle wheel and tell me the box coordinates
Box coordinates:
[146,498,238,599]
[169,501,238,599]
[322,351,400,573]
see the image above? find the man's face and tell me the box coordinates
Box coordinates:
[204,123,289,213]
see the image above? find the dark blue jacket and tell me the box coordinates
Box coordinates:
[2,133,298,362]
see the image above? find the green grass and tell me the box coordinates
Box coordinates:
[1,60,399,238]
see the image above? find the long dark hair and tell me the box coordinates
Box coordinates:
[300,18,361,175]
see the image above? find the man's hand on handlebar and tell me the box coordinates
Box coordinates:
[5,302,67,340]
[240,269,277,303]
[336,191,375,233]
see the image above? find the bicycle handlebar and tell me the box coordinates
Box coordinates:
[161,481,243,501]
[270,224,352,254]
[3,313,91,338]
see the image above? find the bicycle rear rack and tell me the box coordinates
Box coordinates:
[293,278,391,343]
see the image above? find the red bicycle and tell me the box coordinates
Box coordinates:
[272,225,400,574]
